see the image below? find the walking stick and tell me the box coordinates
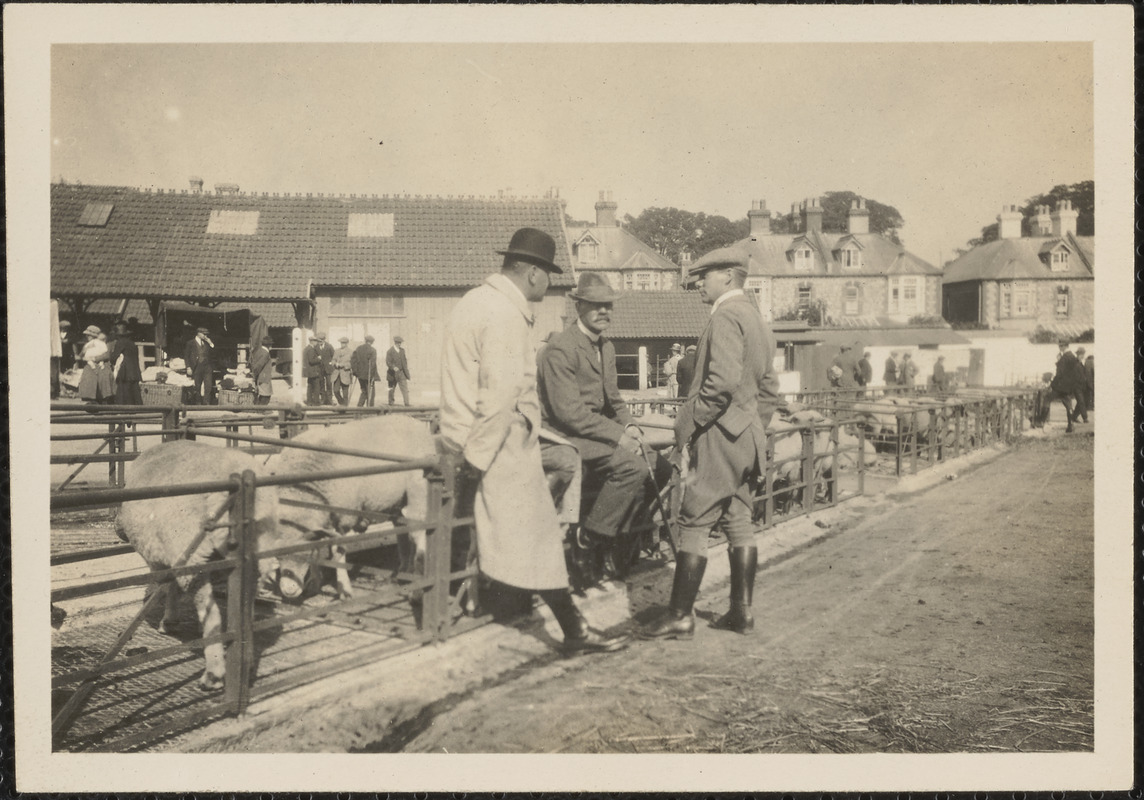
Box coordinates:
[639,441,680,560]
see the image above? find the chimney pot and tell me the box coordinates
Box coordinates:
[1050,199,1079,238]
[748,198,772,236]
[595,189,618,227]
[848,196,870,234]
[189,176,204,193]
[998,203,1024,239]
[801,196,824,233]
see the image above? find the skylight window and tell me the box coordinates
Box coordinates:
[77,202,114,227]
[348,213,395,238]
[206,210,260,235]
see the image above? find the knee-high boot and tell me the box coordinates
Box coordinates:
[539,589,630,655]
[710,546,757,634]
[638,551,707,640]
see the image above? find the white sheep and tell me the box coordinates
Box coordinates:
[116,441,313,691]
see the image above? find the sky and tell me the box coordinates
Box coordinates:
[51,41,1093,267]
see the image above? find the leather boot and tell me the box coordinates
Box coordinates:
[711,546,757,634]
[540,589,630,656]
[638,552,707,640]
[569,528,602,592]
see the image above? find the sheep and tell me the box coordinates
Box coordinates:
[764,411,877,514]
[115,441,315,691]
[264,414,438,601]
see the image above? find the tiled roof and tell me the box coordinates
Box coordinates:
[561,290,711,340]
[942,234,1095,284]
[734,230,941,278]
[51,184,574,302]
[566,224,678,274]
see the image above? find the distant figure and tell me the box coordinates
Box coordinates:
[78,324,114,403]
[899,352,918,389]
[857,350,873,389]
[318,333,336,405]
[1083,354,1095,411]
[351,335,380,407]
[932,355,949,393]
[250,335,275,405]
[109,320,143,405]
[51,318,72,399]
[1052,341,1087,430]
[332,336,354,406]
[386,335,411,406]
[676,345,698,399]
[663,343,683,397]
[184,326,215,405]
[883,351,899,387]
[828,344,858,390]
[302,333,322,405]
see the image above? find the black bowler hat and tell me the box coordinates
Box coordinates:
[497,227,562,274]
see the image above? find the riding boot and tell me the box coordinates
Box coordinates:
[539,589,630,655]
[569,529,603,592]
[638,551,707,640]
[594,532,620,583]
[711,546,757,634]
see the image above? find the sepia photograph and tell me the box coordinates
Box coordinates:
[6,3,1135,794]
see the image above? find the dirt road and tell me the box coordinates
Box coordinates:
[395,433,1094,754]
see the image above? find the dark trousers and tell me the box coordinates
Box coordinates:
[581,446,670,539]
[255,394,271,406]
[306,376,322,405]
[192,365,214,405]
[334,380,351,406]
[356,378,375,407]
[114,380,142,405]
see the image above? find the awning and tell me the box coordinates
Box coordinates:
[815,327,972,348]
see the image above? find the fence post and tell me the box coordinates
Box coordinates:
[422,457,456,644]
[107,422,119,487]
[856,427,866,497]
[224,470,258,714]
[800,427,816,515]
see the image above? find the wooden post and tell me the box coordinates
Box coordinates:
[910,411,919,474]
[800,427,816,515]
[107,423,119,487]
[894,414,903,478]
[422,457,456,644]
[224,470,258,713]
[638,346,648,391]
[856,427,866,497]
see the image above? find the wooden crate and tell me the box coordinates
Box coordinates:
[141,382,192,406]
[218,388,255,406]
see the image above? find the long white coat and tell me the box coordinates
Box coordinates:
[440,273,568,591]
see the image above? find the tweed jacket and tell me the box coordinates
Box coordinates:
[385,346,410,380]
[675,291,780,493]
[249,345,274,396]
[537,325,633,462]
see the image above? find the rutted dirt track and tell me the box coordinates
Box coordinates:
[192,433,1092,754]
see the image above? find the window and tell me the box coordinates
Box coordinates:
[840,246,861,269]
[843,284,860,315]
[78,202,114,227]
[1000,284,1011,318]
[888,277,922,316]
[1055,286,1070,317]
[206,210,260,235]
[329,294,405,317]
[797,284,812,311]
[347,213,395,238]
[793,248,813,271]
[999,282,1033,318]
[744,277,771,319]
[578,242,598,265]
[623,273,634,291]
[635,271,655,291]
[1050,250,1069,272]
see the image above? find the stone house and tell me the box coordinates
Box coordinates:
[565,191,682,292]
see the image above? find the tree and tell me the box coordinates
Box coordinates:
[622,207,748,265]
[818,191,905,244]
[964,181,1094,248]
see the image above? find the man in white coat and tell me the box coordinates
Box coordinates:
[440,227,629,655]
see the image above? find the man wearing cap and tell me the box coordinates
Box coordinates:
[302,333,323,405]
[663,343,683,397]
[250,335,275,405]
[641,244,780,641]
[883,351,899,388]
[828,344,859,392]
[1051,341,1086,431]
[676,344,698,399]
[351,334,381,407]
[441,227,629,655]
[537,272,671,587]
[332,335,354,406]
[386,335,411,406]
[109,320,143,405]
[317,333,336,404]
[184,326,215,405]
[857,349,873,395]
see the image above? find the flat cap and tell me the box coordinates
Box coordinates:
[688,244,750,278]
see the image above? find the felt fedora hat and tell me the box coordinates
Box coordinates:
[568,272,618,303]
[497,227,562,274]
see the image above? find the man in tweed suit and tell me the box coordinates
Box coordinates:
[641,245,780,640]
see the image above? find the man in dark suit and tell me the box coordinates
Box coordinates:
[317,333,336,404]
[538,273,671,586]
[184,326,215,404]
[676,345,697,399]
[351,334,381,407]
[385,335,411,405]
[302,333,322,405]
[109,321,143,405]
[1052,341,1087,431]
[250,335,275,405]
[641,246,780,640]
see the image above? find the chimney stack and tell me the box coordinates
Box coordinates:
[747,199,772,236]
[1033,204,1052,235]
[997,204,1023,239]
[801,197,823,233]
[847,198,870,235]
[790,202,800,232]
[595,190,618,227]
[1051,199,1078,238]
[214,182,240,195]
[189,176,204,193]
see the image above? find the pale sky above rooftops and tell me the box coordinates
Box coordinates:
[51,40,1093,269]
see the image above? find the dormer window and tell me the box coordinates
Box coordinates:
[840,246,862,269]
[577,241,598,265]
[206,210,259,235]
[1050,250,1069,272]
[793,248,813,271]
